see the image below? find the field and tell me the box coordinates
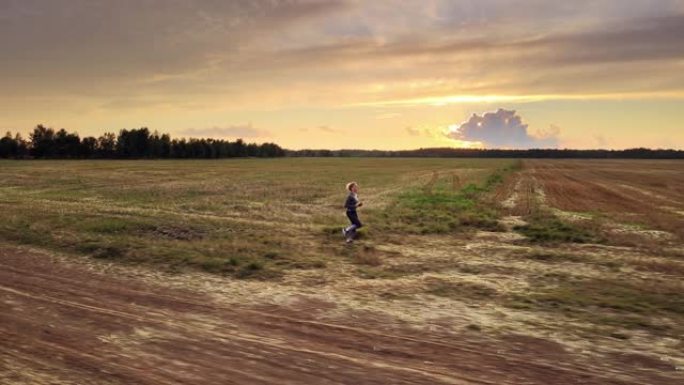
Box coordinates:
[1,158,683,384]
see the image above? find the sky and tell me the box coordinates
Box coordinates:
[1,0,683,150]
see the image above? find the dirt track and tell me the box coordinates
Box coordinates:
[1,246,679,385]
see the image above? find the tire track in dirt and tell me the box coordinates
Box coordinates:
[1,245,678,385]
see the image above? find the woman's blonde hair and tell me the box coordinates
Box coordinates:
[346,181,357,191]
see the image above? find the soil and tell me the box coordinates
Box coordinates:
[1,245,680,385]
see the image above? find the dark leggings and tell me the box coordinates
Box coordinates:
[345,210,363,237]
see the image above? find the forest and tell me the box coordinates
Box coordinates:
[1,125,682,159]
[0,125,285,159]
[288,147,684,159]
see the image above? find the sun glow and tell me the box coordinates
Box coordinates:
[352,91,684,107]
[447,124,462,134]
[448,139,483,149]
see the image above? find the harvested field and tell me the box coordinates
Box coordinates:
[524,159,684,240]
[1,158,683,384]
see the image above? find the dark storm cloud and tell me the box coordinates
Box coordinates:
[447,109,559,149]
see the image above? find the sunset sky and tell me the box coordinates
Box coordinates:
[2,0,683,150]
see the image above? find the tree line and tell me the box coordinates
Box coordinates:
[0,125,285,159]
[2,125,681,159]
[287,147,684,159]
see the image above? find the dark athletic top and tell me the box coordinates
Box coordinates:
[344,192,359,211]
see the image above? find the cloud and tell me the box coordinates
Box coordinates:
[318,125,339,133]
[405,126,420,136]
[446,109,558,149]
[375,112,401,120]
[2,0,684,126]
[179,124,268,139]
[535,124,561,142]
[262,12,684,103]
[405,126,434,137]
[0,0,350,89]
[297,125,337,133]
[594,134,609,147]
[287,8,684,69]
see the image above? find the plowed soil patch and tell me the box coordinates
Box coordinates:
[525,160,684,239]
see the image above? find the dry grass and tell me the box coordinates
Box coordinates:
[629,257,684,276]
[0,158,511,277]
[2,158,683,370]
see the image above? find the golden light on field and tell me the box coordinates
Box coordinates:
[2,1,683,150]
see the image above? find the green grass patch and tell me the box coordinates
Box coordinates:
[514,212,599,243]
[375,164,517,235]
